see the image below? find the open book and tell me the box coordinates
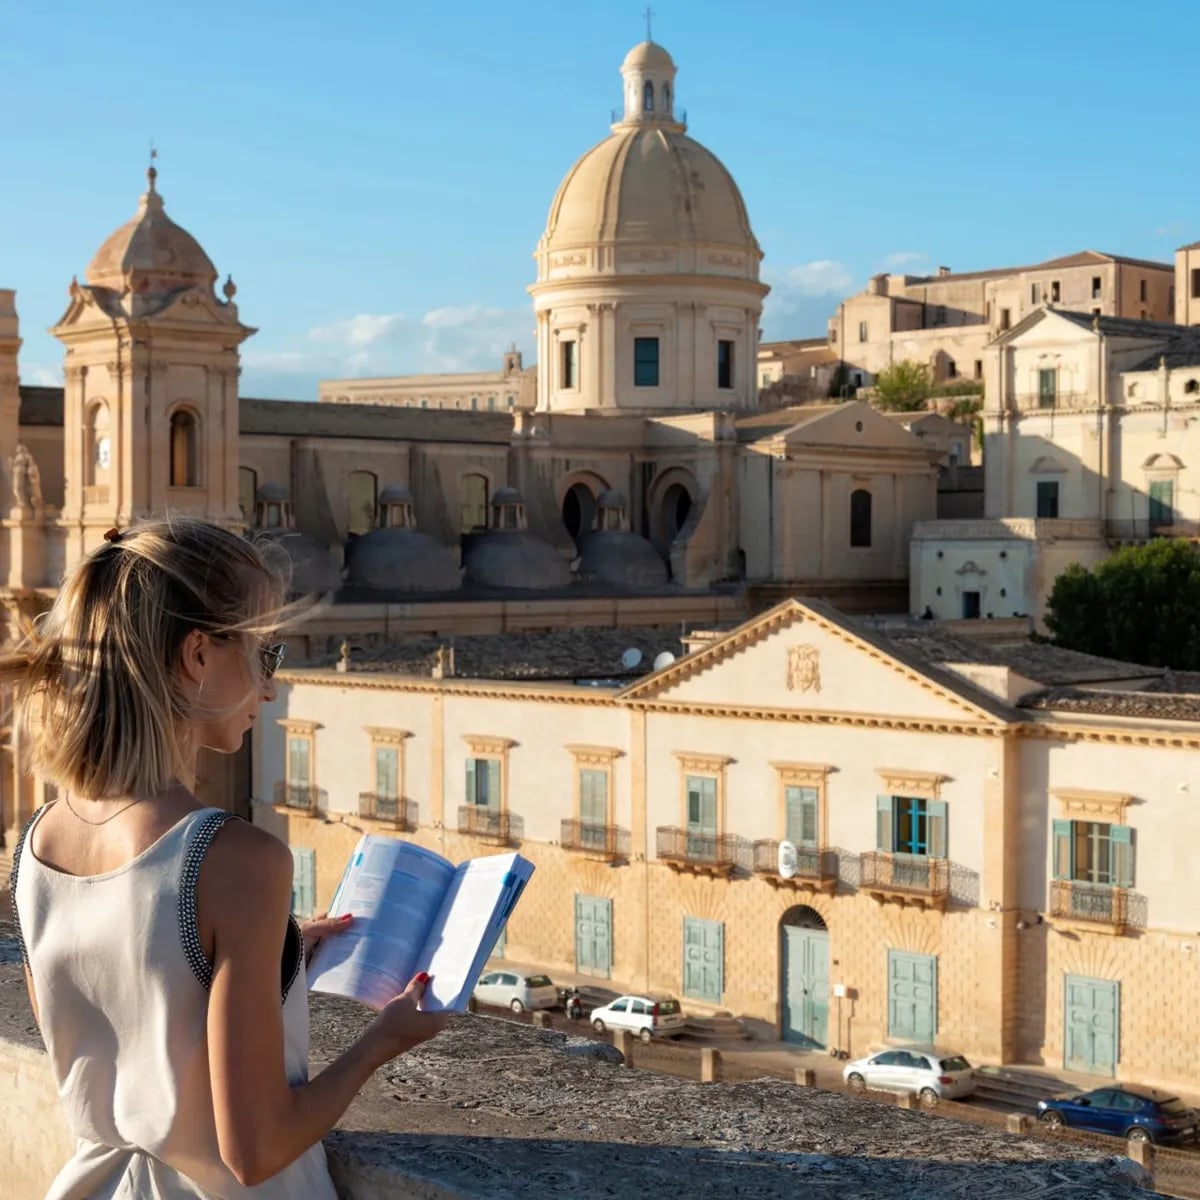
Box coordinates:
[306,835,535,1013]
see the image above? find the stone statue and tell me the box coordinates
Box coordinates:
[10,444,42,510]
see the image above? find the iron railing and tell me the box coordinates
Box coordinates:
[752,840,838,883]
[458,805,511,843]
[358,792,415,830]
[273,782,326,815]
[1050,880,1131,928]
[561,819,625,859]
[859,852,950,900]
[656,826,737,870]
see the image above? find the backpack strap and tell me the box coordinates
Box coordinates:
[8,805,47,968]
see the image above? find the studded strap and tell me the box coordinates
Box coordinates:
[8,805,46,968]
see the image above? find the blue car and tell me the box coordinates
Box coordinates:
[1037,1084,1199,1144]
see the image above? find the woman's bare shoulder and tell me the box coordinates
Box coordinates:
[203,818,293,893]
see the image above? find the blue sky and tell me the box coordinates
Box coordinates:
[1,0,1197,398]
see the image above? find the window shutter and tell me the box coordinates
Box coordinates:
[876,795,894,852]
[1109,825,1134,888]
[465,758,477,805]
[786,787,819,847]
[927,800,948,859]
[485,759,502,810]
[290,847,315,919]
[1052,819,1073,881]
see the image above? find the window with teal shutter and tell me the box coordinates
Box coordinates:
[466,757,501,809]
[785,786,818,847]
[287,737,311,787]
[375,746,399,799]
[290,847,315,919]
[580,769,607,825]
[686,775,717,833]
[877,795,947,857]
[1053,819,1133,886]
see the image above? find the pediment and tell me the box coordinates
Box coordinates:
[776,402,928,453]
[620,600,1009,725]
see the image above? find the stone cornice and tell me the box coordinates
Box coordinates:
[1052,788,1134,822]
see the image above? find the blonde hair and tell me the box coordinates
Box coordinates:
[0,517,295,800]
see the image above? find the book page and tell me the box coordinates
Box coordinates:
[415,853,535,1012]
[307,836,455,1010]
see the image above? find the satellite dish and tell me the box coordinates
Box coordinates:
[653,651,677,671]
[778,840,798,879]
[620,647,644,670]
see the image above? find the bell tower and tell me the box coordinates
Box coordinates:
[51,162,255,567]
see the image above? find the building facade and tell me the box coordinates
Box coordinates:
[255,600,1200,1090]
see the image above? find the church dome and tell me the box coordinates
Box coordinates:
[463,486,571,590]
[254,529,343,595]
[622,40,675,70]
[345,484,461,592]
[86,167,218,295]
[575,490,669,588]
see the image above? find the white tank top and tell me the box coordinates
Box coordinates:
[11,804,337,1199]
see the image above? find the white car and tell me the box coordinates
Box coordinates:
[473,970,558,1013]
[843,1048,975,1104]
[589,994,686,1042]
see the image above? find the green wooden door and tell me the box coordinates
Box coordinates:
[574,894,612,978]
[782,924,829,1047]
[1149,480,1175,532]
[290,847,315,919]
[683,916,724,1003]
[1064,975,1119,1076]
[888,950,937,1043]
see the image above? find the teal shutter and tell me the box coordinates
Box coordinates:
[580,769,607,825]
[1109,825,1133,888]
[290,847,315,919]
[465,758,477,804]
[927,800,948,859]
[876,795,894,852]
[1052,819,1073,881]
[785,786,819,848]
[375,746,399,798]
[287,737,311,787]
[687,776,717,834]
[484,759,501,810]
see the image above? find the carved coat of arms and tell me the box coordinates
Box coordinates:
[786,644,821,694]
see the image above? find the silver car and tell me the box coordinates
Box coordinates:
[843,1048,975,1105]
[473,970,559,1013]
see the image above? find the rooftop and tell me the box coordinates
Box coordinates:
[1020,686,1200,723]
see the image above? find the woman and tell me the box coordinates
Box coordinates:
[7,518,446,1197]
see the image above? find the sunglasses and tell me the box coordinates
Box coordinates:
[212,633,287,679]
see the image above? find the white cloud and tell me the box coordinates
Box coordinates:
[773,259,855,297]
[17,362,63,387]
[883,251,927,268]
[241,303,534,398]
[760,259,856,340]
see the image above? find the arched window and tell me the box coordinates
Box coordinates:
[1185,379,1199,395]
[169,410,199,487]
[850,489,872,548]
[347,470,377,535]
[662,83,671,111]
[86,402,111,487]
[643,81,654,111]
[238,467,258,522]
[561,482,596,543]
[461,473,489,532]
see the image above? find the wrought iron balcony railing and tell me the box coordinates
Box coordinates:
[656,826,737,874]
[1050,880,1132,930]
[859,851,950,908]
[561,819,626,860]
[752,840,838,888]
[273,781,326,815]
[358,792,415,831]
[458,804,511,843]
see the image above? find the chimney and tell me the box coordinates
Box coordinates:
[937,266,952,277]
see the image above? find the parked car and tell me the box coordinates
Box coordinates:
[842,1048,975,1104]
[473,970,559,1013]
[589,994,686,1042]
[1037,1085,1199,1144]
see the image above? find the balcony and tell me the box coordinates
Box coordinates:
[656,826,737,878]
[561,819,627,862]
[752,840,838,893]
[83,485,109,506]
[458,804,511,844]
[859,852,950,910]
[1050,880,1133,935]
[1005,390,1090,412]
[358,792,416,832]
[273,781,326,816]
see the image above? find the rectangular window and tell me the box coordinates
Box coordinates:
[876,795,947,858]
[761,372,771,387]
[1139,279,1147,303]
[717,339,734,389]
[466,757,501,809]
[858,321,869,342]
[999,308,1011,331]
[374,745,399,800]
[946,359,957,379]
[1092,276,1102,299]
[1038,367,1057,409]
[1149,479,1175,531]
[560,339,578,390]
[933,305,947,326]
[1031,283,1040,305]
[1036,480,1060,519]
[686,775,718,834]
[1092,307,1102,317]
[1053,819,1133,887]
[849,488,872,548]
[579,767,609,850]
[682,915,724,1003]
[1051,280,1061,302]
[633,337,660,387]
[1193,269,1200,300]
[290,847,316,919]
[974,360,983,381]
[830,327,838,344]
[784,786,818,848]
[287,736,311,787]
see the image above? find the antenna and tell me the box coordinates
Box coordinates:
[653,651,676,671]
[620,647,643,670]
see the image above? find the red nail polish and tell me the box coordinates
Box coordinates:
[415,972,430,984]
[339,913,353,923]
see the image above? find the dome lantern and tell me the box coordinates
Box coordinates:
[618,41,682,131]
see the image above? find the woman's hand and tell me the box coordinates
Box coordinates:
[367,973,450,1060]
[300,911,353,966]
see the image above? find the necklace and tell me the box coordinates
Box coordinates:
[64,793,147,826]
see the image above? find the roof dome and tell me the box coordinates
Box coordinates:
[346,529,461,593]
[463,533,571,591]
[622,40,674,70]
[252,529,343,595]
[576,529,669,588]
[86,167,218,295]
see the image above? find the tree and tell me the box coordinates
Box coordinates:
[1045,539,1200,669]
[872,360,932,412]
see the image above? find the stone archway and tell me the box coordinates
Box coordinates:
[561,482,597,544]
[780,904,830,1048]
[647,467,698,555]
